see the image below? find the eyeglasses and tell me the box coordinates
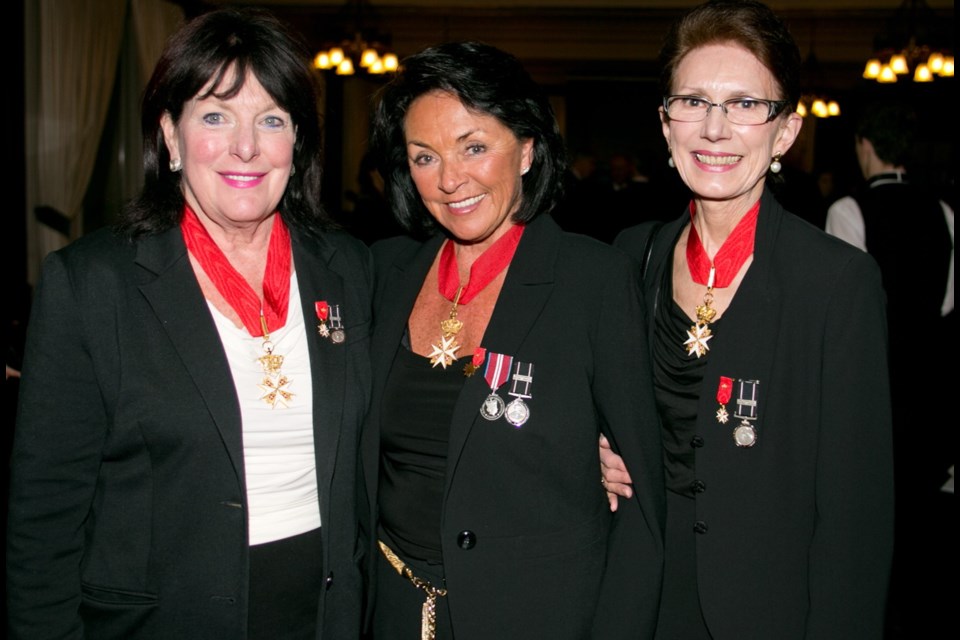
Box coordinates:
[663,95,790,126]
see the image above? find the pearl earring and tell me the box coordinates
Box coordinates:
[169,158,182,172]
[769,153,782,174]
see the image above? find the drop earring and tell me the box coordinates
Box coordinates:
[769,153,782,174]
[667,149,675,169]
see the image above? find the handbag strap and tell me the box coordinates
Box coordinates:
[639,221,664,282]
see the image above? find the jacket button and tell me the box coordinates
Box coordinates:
[693,520,708,534]
[457,530,477,550]
[690,435,705,448]
[324,572,334,589]
[691,479,706,494]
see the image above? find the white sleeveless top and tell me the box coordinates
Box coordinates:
[207,272,321,545]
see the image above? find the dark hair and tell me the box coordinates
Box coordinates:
[370,41,567,237]
[856,102,916,168]
[119,8,329,238]
[659,0,801,112]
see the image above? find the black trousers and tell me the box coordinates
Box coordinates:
[248,526,324,640]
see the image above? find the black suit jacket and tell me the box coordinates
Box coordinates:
[616,191,894,639]
[361,215,665,639]
[7,224,373,639]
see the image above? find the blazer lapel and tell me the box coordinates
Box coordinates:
[363,234,443,499]
[370,235,444,389]
[290,232,351,515]
[135,227,245,482]
[444,216,558,486]
[698,192,784,435]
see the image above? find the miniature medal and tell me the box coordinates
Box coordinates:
[480,353,512,421]
[715,376,733,424]
[328,304,345,344]
[732,379,759,448]
[315,301,330,338]
[463,347,486,377]
[505,361,534,427]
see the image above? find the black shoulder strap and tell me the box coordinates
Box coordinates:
[639,221,664,282]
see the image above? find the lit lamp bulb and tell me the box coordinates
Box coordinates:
[863,59,882,79]
[914,64,933,82]
[369,59,385,74]
[383,53,399,72]
[336,58,354,75]
[796,101,807,118]
[878,65,897,83]
[827,101,840,117]
[314,52,331,70]
[928,52,944,73]
[329,48,345,66]
[811,99,828,118]
[360,48,379,68]
[941,57,954,77]
[890,54,908,75]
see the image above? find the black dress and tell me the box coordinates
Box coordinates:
[653,265,720,640]
[373,344,467,639]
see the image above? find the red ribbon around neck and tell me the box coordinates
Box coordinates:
[180,205,291,337]
[686,200,760,288]
[437,224,525,304]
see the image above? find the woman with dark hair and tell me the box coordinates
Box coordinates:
[7,9,370,639]
[363,41,664,639]
[601,1,894,638]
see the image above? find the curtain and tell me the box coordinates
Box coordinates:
[131,0,184,81]
[31,0,127,269]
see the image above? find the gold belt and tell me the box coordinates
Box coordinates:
[378,540,448,640]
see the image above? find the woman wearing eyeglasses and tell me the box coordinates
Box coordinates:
[602,1,894,638]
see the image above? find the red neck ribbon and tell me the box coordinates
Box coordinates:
[180,205,292,337]
[437,224,525,305]
[686,200,760,288]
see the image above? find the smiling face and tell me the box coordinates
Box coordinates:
[161,69,296,233]
[404,91,534,249]
[662,43,801,213]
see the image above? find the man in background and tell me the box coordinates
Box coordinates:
[826,101,954,638]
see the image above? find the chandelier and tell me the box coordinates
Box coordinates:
[313,1,398,76]
[796,96,840,119]
[797,46,840,119]
[862,0,953,83]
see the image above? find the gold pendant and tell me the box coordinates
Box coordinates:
[695,289,717,324]
[258,314,292,408]
[428,335,461,368]
[684,322,713,357]
[260,374,294,408]
[429,286,464,369]
[683,286,715,358]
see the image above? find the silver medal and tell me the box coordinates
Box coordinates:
[504,398,530,427]
[733,421,757,448]
[480,394,506,420]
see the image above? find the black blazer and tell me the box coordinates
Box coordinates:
[7,224,373,639]
[361,214,665,639]
[616,191,894,639]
